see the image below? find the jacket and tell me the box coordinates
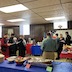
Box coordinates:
[66,35,71,45]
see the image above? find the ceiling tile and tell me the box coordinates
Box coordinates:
[0,10,41,24]
[30,16,43,20]
[37,10,64,17]
[63,9,72,16]
[0,0,19,7]
[1,0,72,25]
[32,5,62,13]
[61,0,72,3]
[62,3,72,9]
[23,0,60,9]
[17,0,37,3]
[65,15,72,21]
[23,13,41,19]
[30,18,48,24]
[41,14,65,18]
[0,10,35,19]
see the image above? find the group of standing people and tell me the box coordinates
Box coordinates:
[41,31,71,59]
[0,31,71,60]
[0,33,26,57]
[56,32,71,59]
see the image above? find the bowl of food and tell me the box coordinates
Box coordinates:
[15,57,25,65]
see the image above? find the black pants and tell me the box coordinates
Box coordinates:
[57,42,63,59]
[17,41,26,57]
[19,48,25,57]
[9,49,17,56]
[9,44,17,56]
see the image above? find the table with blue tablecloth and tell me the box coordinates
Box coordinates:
[0,60,72,72]
[31,45,42,55]
[52,62,72,72]
[0,60,47,72]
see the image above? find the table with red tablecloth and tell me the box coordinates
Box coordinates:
[26,43,32,55]
[60,47,72,59]
[60,52,72,59]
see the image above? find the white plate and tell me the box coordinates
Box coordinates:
[6,56,17,62]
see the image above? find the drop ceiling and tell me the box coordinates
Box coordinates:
[0,0,72,26]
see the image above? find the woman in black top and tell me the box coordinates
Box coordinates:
[18,35,26,57]
[56,34,65,59]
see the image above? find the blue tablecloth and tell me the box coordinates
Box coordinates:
[0,60,72,72]
[31,45,42,55]
[52,62,72,72]
[0,60,47,72]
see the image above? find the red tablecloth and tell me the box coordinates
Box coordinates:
[60,52,72,59]
[26,43,32,54]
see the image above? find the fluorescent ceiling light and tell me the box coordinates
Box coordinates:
[0,4,28,13]
[45,16,65,21]
[7,19,25,22]
[0,23,4,25]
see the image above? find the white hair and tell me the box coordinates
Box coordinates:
[13,37,17,41]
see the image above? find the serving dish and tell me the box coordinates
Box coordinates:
[6,56,17,62]
[28,57,53,67]
[15,57,25,65]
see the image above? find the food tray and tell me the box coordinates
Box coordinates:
[28,57,53,68]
